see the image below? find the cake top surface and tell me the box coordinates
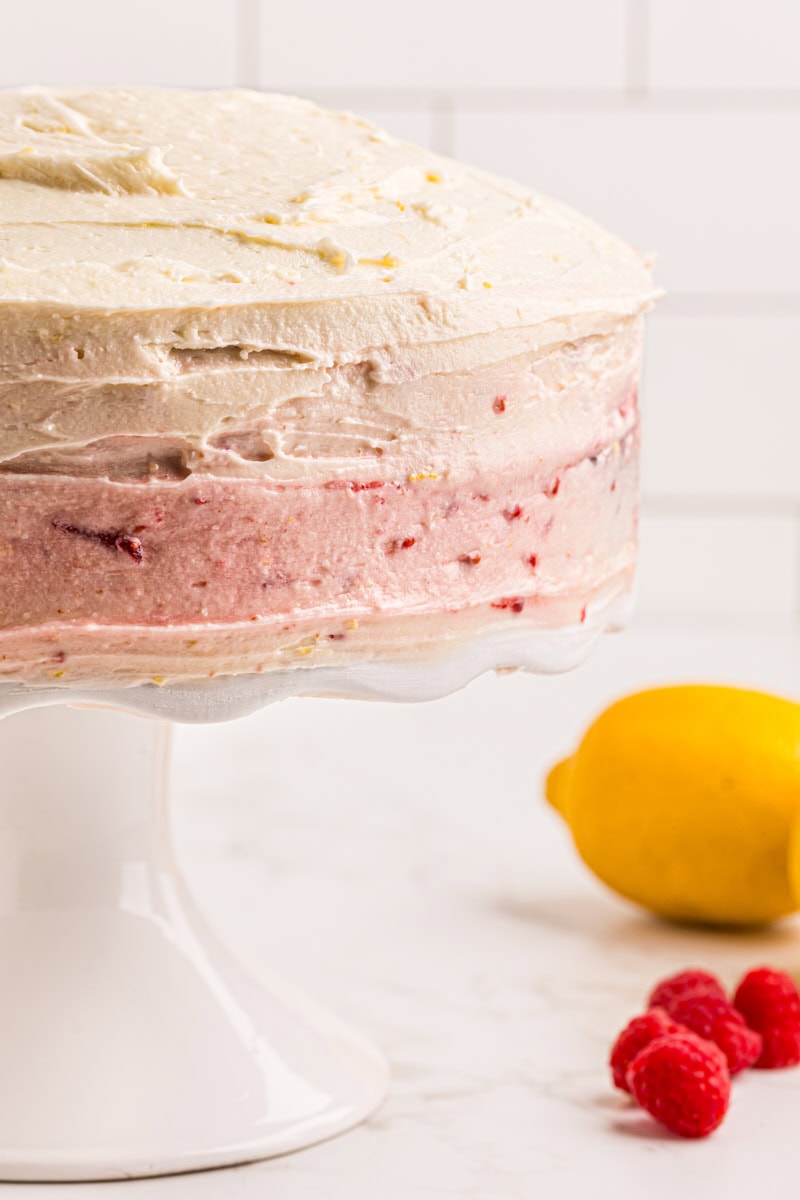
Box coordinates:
[0,87,656,350]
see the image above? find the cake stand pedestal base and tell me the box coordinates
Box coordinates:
[0,705,388,1182]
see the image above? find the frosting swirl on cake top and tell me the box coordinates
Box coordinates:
[0,87,655,364]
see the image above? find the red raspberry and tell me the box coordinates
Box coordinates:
[648,969,727,1014]
[733,967,800,1068]
[751,1025,800,1069]
[734,967,800,1024]
[627,1033,730,1138]
[610,1008,685,1093]
[669,993,762,1074]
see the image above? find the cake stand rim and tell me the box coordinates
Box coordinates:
[0,587,634,725]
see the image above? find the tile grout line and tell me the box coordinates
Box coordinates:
[641,495,800,519]
[430,93,456,157]
[264,86,800,114]
[629,612,800,633]
[625,0,650,96]
[235,0,260,89]
[654,293,800,317]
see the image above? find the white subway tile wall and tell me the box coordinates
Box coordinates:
[642,312,800,501]
[635,513,798,626]
[649,0,800,90]
[0,0,796,629]
[2,1,238,88]
[253,0,630,90]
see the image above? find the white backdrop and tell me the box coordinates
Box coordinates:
[2,0,798,635]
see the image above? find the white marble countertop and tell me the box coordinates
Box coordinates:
[7,624,800,1199]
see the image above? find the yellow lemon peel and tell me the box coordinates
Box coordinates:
[546,685,800,928]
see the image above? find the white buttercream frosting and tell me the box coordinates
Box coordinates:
[0,87,656,358]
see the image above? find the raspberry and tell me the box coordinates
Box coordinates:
[491,596,525,613]
[734,967,800,1024]
[669,993,762,1075]
[752,1025,800,1069]
[627,1033,730,1138]
[610,1008,685,1092]
[733,967,800,1068]
[648,969,727,1014]
[52,519,144,563]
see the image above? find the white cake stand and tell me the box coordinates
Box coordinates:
[0,595,628,1182]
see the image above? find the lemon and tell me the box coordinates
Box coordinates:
[546,686,800,927]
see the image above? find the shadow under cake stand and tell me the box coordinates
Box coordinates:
[0,601,626,1182]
